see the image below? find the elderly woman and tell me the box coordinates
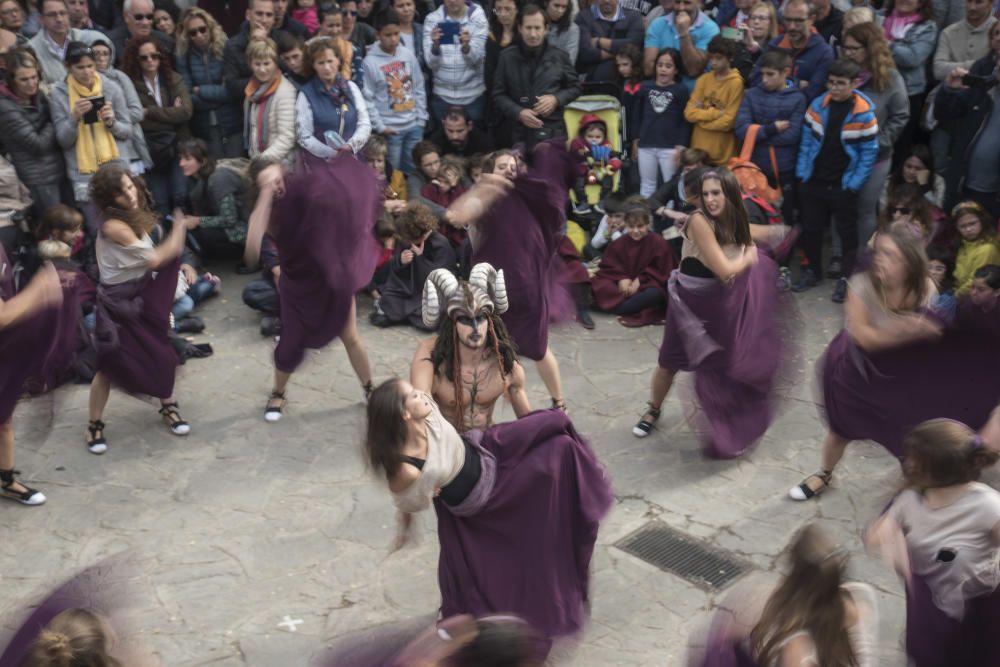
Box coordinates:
[123,35,192,215]
[50,41,133,225]
[176,7,243,159]
[0,48,69,214]
[295,36,370,161]
[882,0,938,163]
[245,37,298,164]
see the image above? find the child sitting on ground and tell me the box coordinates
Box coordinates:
[952,201,1000,297]
[570,114,622,214]
[172,262,220,334]
[370,212,397,298]
[926,245,958,323]
[584,192,628,261]
[421,155,468,248]
[591,195,676,327]
[365,135,408,215]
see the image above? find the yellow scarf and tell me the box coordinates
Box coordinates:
[67,74,119,174]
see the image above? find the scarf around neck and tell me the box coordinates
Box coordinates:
[244,75,282,154]
[67,74,119,174]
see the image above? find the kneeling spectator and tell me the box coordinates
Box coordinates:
[592,195,676,327]
[178,139,252,259]
[370,201,457,329]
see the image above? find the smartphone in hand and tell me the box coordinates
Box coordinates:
[82,95,105,124]
[438,19,460,45]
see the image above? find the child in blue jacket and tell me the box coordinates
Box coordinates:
[793,58,878,303]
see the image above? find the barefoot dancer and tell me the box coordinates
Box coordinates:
[411,264,530,431]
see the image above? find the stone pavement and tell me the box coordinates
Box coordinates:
[1,267,915,666]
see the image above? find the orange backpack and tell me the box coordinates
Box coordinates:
[726,124,782,205]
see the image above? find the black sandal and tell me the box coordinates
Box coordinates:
[551,397,567,412]
[0,468,45,505]
[159,402,190,436]
[789,470,833,501]
[632,402,661,438]
[87,419,107,454]
[265,390,286,423]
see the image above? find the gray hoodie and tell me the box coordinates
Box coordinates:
[361,43,428,133]
[92,37,153,170]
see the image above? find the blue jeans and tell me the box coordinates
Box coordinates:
[430,94,484,124]
[172,276,216,322]
[146,162,188,216]
[385,124,425,176]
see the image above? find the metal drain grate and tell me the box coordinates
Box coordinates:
[615,521,751,591]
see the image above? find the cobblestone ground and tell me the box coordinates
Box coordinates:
[1,267,918,666]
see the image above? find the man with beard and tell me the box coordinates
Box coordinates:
[643,0,719,86]
[411,264,531,431]
[750,0,833,101]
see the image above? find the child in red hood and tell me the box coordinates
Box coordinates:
[570,114,622,215]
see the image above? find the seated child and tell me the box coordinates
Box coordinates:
[172,263,220,333]
[968,264,1000,313]
[421,155,468,248]
[370,202,457,330]
[591,196,677,327]
[649,147,711,234]
[467,153,485,184]
[370,212,397,296]
[570,114,622,214]
[364,135,408,215]
[584,192,627,261]
[875,184,937,247]
[952,201,1000,297]
[927,245,958,323]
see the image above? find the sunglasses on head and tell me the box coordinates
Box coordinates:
[188,25,208,36]
[139,52,161,61]
[132,12,154,20]
[890,206,911,216]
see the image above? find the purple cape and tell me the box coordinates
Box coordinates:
[906,572,1000,666]
[93,257,180,399]
[592,233,676,326]
[821,304,1000,459]
[273,155,380,373]
[434,409,613,644]
[657,250,786,458]
[472,145,576,361]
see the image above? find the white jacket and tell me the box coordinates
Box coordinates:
[421,2,488,105]
[246,75,298,164]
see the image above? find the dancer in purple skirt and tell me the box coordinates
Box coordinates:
[249,156,379,422]
[445,147,574,411]
[865,419,1000,667]
[0,256,64,505]
[790,223,1000,500]
[84,165,196,455]
[364,378,613,650]
[632,167,784,459]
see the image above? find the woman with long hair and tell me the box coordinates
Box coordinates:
[876,184,936,246]
[841,21,910,248]
[692,524,877,666]
[879,143,945,212]
[544,0,577,64]
[122,35,192,215]
[295,36,370,160]
[364,377,612,651]
[84,163,195,455]
[177,138,251,259]
[743,2,778,59]
[632,168,785,459]
[881,0,937,163]
[790,223,1000,500]
[176,7,243,160]
[484,0,519,146]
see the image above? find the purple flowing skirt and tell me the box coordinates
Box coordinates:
[821,309,1000,458]
[472,145,576,361]
[434,409,613,643]
[273,155,380,373]
[657,251,785,458]
[906,572,1000,667]
[93,258,179,398]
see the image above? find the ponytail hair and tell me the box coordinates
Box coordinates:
[903,418,999,490]
[21,608,122,667]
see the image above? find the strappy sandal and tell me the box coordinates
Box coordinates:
[87,419,107,454]
[632,402,661,438]
[0,468,45,505]
[363,381,374,402]
[789,470,833,501]
[159,402,190,436]
[265,390,286,423]
[551,397,567,412]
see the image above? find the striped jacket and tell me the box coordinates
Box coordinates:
[796,90,879,193]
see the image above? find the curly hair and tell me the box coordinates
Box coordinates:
[89,163,159,237]
[431,312,519,423]
[176,7,227,59]
[303,36,353,80]
[395,202,437,244]
[121,35,174,83]
[844,22,895,92]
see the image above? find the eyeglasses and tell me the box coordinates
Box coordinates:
[890,206,912,215]
[139,53,161,61]
[188,25,208,36]
[749,14,769,21]
[784,16,808,24]
[342,9,358,16]
[0,7,23,16]
[131,12,154,21]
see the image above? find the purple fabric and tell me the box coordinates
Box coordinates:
[273,155,380,373]
[820,305,1000,459]
[906,572,1000,667]
[93,257,180,399]
[657,250,786,458]
[472,144,576,361]
[434,409,613,644]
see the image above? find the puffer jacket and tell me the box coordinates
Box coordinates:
[0,84,65,187]
[735,80,808,175]
[796,89,879,192]
[247,75,298,163]
[177,45,243,138]
[888,20,938,97]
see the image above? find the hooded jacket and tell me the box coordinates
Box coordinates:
[735,79,808,176]
[92,38,154,170]
[751,31,834,102]
[361,42,428,133]
[0,84,65,187]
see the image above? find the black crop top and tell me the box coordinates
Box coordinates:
[401,437,482,507]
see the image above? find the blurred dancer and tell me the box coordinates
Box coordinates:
[364,378,612,649]
[790,223,1000,500]
[866,419,1000,666]
[248,156,379,422]
[633,168,785,459]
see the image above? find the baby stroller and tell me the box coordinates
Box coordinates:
[564,82,629,230]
